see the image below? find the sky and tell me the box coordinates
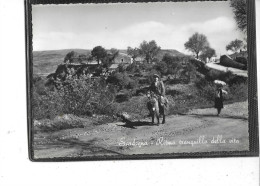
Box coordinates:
[32,1,245,56]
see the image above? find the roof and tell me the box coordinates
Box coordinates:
[109,64,119,69]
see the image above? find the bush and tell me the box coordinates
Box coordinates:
[205,69,247,86]
[107,72,138,90]
[220,55,245,70]
[205,70,233,82]
[32,89,64,120]
[235,56,247,65]
[234,56,247,70]
[154,61,168,75]
[118,63,126,72]
[190,58,209,75]
[114,96,148,120]
[33,76,117,120]
[225,82,248,102]
[197,82,216,101]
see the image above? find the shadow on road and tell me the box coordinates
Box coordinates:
[180,113,248,120]
[117,121,157,129]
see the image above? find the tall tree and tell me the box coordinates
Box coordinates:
[64,51,79,63]
[200,46,216,62]
[230,0,247,33]
[78,54,87,63]
[226,39,244,53]
[184,32,209,59]
[139,40,161,63]
[91,46,107,65]
[127,47,140,62]
[102,48,119,68]
[109,48,119,61]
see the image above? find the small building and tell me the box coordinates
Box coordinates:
[109,64,119,71]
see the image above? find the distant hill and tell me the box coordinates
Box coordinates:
[33,49,92,75]
[33,48,186,75]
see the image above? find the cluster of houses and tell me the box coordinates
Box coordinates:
[46,52,135,83]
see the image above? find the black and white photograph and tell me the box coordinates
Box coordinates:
[0,0,259,185]
[27,0,258,160]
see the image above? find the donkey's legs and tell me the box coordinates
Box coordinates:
[161,106,165,124]
[156,114,160,124]
[158,104,165,124]
[162,114,165,124]
[152,113,154,124]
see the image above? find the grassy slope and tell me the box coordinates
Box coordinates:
[33,49,92,74]
[33,49,185,75]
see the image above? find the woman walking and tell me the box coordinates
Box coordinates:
[214,82,227,116]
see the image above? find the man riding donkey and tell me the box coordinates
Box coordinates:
[147,74,168,124]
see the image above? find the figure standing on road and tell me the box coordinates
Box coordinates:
[214,84,228,116]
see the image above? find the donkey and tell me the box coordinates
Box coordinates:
[147,91,166,125]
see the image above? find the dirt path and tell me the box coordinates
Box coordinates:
[33,101,249,159]
[206,62,248,77]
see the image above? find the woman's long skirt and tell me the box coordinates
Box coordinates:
[214,98,223,109]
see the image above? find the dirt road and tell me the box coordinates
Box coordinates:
[206,62,248,77]
[33,101,249,159]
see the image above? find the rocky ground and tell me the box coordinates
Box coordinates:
[33,101,249,159]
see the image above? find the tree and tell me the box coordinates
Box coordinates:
[200,46,216,62]
[127,47,140,62]
[91,46,107,65]
[230,0,247,33]
[184,32,209,59]
[139,40,161,63]
[108,48,119,62]
[102,48,119,69]
[64,51,79,63]
[226,39,244,53]
[78,54,87,63]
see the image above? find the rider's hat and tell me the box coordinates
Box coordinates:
[153,74,160,78]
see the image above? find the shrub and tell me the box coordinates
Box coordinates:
[235,56,247,65]
[225,82,248,102]
[33,76,117,120]
[107,72,138,90]
[234,56,247,70]
[118,63,126,72]
[165,89,182,96]
[32,89,64,120]
[197,82,216,101]
[190,58,209,75]
[205,69,233,82]
[154,61,168,75]
[220,55,245,70]
[204,69,247,86]
[114,96,148,120]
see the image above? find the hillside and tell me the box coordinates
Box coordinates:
[33,49,92,75]
[33,49,186,75]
